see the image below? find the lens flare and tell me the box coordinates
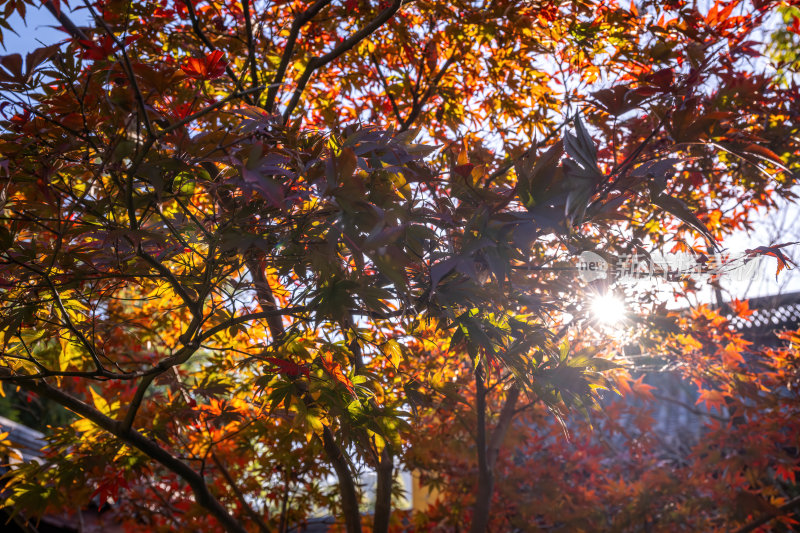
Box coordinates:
[590,293,627,325]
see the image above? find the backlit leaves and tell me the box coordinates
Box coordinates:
[0,0,798,530]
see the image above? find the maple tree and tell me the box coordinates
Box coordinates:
[408,304,800,532]
[0,0,798,532]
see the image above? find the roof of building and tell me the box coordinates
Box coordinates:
[0,415,45,463]
[725,290,800,341]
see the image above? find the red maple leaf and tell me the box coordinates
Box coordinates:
[91,471,129,505]
[789,16,800,35]
[169,102,195,120]
[79,35,116,61]
[181,51,228,80]
[453,163,474,177]
[265,357,310,378]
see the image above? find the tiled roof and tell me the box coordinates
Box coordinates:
[725,291,800,337]
[0,415,44,462]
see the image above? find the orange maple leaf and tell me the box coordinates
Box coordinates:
[720,342,746,367]
[697,389,727,412]
[745,242,798,279]
[632,375,655,401]
[729,298,752,319]
[321,353,355,395]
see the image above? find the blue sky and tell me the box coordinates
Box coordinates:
[2,4,88,56]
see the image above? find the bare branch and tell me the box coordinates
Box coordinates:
[122,373,156,430]
[42,0,88,41]
[137,246,199,314]
[487,384,520,470]
[471,362,492,533]
[399,53,457,132]
[199,307,308,343]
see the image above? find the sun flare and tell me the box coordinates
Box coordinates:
[590,293,627,325]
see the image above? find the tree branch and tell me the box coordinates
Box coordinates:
[732,494,800,533]
[13,378,247,533]
[160,85,266,136]
[241,0,260,98]
[137,246,199,314]
[179,0,253,103]
[42,0,88,41]
[199,307,308,343]
[370,53,404,127]
[486,384,519,470]
[245,256,363,533]
[265,0,331,113]
[212,442,272,533]
[82,0,154,138]
[399,53,457,132]
[650,392,729,423]
[373,446,394,533]
[321,425,363,533]
[281,0,403,123]
[121,373,157,430]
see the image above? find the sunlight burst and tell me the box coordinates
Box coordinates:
[590,293,627,325]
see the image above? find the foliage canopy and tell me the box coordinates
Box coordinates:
[0,0,799,531]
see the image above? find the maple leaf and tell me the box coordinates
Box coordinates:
[90,471,130,505]
[321,353,355,395]
[615,374,655,400]
[453,163,474,177]
[775,464,797,484]
[169,102,195,119]
[181,51,228,80]
[729,298,752,319]
[720,342,746,367]
[79,35,116,61]
[696,389,727,412]
[744,242,798,279]
[789,16,800,35]
[631,375,655,401]
[265,356,310,378]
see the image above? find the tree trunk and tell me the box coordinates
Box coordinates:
[470,369,520,533]
[373,447,394,533]
[248,261,363,532]
[470,365,493,533]
[321,427,363,533]
[278,470,290,533]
